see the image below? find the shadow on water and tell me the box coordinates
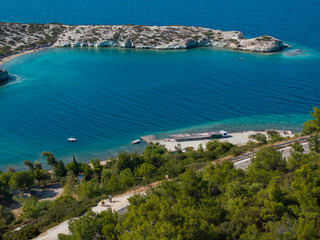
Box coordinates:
[0,75,18,87]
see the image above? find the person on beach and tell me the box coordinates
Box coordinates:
[101,199,105,206]
[109,194,112,203]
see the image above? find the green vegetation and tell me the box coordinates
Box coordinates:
[256,35,272,41]
[87,37,99,43]
[249,130,287,145]
[303,107,320,135]
[27,23,46,34]
[3,195,100,240]
[249,132,267,144]
[42,152,67,178]
[0,140,239,239]
[228,38,239,45]
[0,46,11,56]
[202,31,214,38]
[266,130,285,143]
[1,107,320,239]
[0,206,14,233]
[20,196,50,220]
[59,209,119,240]
[59,144,320,239]
[8,171,34,190]
[23,160,51,186]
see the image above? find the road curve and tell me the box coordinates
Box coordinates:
[234,142,310,169]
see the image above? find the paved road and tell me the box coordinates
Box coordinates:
[34,193,135,240]
[234,142,310,169]
[34,139,311,239]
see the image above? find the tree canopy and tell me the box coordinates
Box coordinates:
[303,107,320,135]
[59,144,320,240]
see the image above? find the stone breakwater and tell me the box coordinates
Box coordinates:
[0,22,287,60]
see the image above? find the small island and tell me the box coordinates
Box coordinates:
[0,22,287,61]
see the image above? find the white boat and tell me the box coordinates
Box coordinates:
[67,138,77,142]
[131,139,141,145]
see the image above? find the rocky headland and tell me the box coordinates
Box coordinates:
[0,22,288,60]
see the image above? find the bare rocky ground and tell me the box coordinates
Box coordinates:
[9,183,63,218]
[0,22,287,60]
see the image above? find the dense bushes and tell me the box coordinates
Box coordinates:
[3,107,320,239]
[60,144,320,239]
[303,107,320,135]
[0,206,14,236]
[20,196,50,220]
[2,139,237,239]
[8,171,34,190]
[59,209,119,240]
[2,195,100,240]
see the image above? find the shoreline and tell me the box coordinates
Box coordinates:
[142,130,295,151]
[0,128,297,172]
[0,43,280,68]
[0,23,287,58]
[0,48,50,66]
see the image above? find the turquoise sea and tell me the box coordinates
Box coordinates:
[0,0,320,170]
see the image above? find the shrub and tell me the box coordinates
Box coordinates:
[0,205,14,230]
[118,168,134,190]
[229,38,239,44]
[249,133,267,145]
[256,35,272,41]
[0,46,11,56]
[20,196,50,220]
[250,147,286,172]
[134,163,156,182]
[8,171,34,190]
[267,130,284,143]
[3,223,40,240]
[76,178,101,201]
[303,107,320,135]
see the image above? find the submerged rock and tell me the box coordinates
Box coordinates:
[0,69,8,82]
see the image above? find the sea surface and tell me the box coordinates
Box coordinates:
[0,0,320,170]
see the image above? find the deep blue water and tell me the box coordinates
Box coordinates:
[0,0,320,170]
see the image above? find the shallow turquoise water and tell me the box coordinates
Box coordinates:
[1,47,319,170]
[1,0,320,170]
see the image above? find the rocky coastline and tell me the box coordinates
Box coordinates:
[0,22,288,61]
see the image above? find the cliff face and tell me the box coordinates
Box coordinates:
[0,22,287,59]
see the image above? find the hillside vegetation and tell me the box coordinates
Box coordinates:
[1,107,320,239]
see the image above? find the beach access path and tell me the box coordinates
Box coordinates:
[33,182,159,240]
[34,132,306,239]
[34,194,134,240]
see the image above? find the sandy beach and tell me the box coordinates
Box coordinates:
[145,130,294,151]
[0,48,50,66]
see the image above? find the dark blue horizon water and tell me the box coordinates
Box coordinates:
[0,0,320,170]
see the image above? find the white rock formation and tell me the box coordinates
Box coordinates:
[0,23,287,60]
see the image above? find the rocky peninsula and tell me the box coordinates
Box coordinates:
[0,22,287,60]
